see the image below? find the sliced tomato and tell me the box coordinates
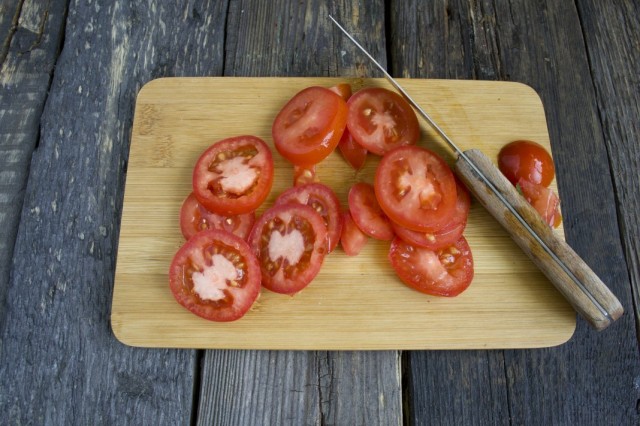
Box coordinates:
[498,140,555,187]
[517,178,562,228]
[169,229,261,321]
[248,203,328,295]
[272,86,348,166]
[390,181,470,250]
[192,135,274,215]
[340,211,368,256]
[346,87,419,156]
[328,83,352,101]
[375,146,457,232]
[293,164,319,186]
[179,192,255,241]
[388,236,474,297]
[275,183,343,253]
[348,182,394,241]
[338,128,367,170]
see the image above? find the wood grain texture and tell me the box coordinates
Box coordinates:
[0,1,228,424]
[113,77,575,350]
[393,0,639,424]
[195,3,402,425]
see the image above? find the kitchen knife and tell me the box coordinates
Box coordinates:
[329,15,623,331]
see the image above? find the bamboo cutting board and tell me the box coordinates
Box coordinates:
[111,77,576,349]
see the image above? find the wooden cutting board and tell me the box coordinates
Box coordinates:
[111,77,575,349]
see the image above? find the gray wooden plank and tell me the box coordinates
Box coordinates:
[0,0,65,325]
[392,0,639,424]
[576,0,640,342]
[0,1,229,424]
[196,2,402,425]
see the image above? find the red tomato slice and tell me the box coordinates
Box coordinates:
[169,229,261,321]
[346,87,419,155]
[179,192,255,241]
[390,181,470,250]
[272,86,348,166]
[517,178,562,228]
[328,83,352,101]
[338,128,367,170]
[275,183,343,253]
[293,164,319,186]
[375,146,457,232]
[498,140,555,187]
[192,135,274,215]
[340,211,368,256]
[348,182,394,241]
[248,203,328,295]
[388,236,474,297]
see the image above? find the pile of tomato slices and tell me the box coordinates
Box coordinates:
[169,83,477,322]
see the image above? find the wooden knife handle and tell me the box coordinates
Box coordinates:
[454,149,623,331]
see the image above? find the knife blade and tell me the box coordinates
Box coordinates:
[329,15,623,330]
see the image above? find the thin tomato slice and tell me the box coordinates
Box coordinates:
[375,146,457,232]
[338,128,367,170]
[275,183,343,253]
[192,135,274,215]
[272,86,348,166]
[180,192,255,241]
[390,181,470,250]
[346,87,419,155]
[340,211,368,256]
[169,229,261,321]
[389,236,474,297]
[248,203,328,295]
[517,178,562,228]
[348,182,394,241]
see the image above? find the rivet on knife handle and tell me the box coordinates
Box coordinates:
[330,15,624,330]
[455,150,623,330]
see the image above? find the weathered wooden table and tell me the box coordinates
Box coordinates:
[1,1,638,424]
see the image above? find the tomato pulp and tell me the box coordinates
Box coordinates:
[169,229,261,322]
[346,87,419,156]
[248,203,328,295]
[192,135,274,215]
[179,192,255,241]
[272,86,348,166]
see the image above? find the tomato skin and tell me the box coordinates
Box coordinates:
[169,229,261,322]
[388,236,474,297]
[274,183,343,253]
[337,129,368,170]
[192,135,274,215]
[340,211,368,256]
[375,146,457,232]
[348,182,394,241]
[346,87,419,155]
[180,192,255,241]
[498,140,555,187]
[272,86,348,166]
[517,178,562,228]
[248,203,328,295]
[390,181,469,250]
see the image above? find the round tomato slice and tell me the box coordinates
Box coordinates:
[340,211,368,256]
[348,182,394,241]
[179,192,255,241]
[390,181,470,250]
[346,87,419,155]
[169,229,261,321]
[498,140,555,187]
[248,203,328,295]
[388,236,474,297]
[192,135,274,215]
[272,86,348,166]
[375,146,457,232]
[275,183,343,253]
